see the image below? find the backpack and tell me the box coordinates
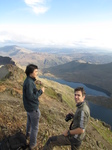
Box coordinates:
[0,132,28,150]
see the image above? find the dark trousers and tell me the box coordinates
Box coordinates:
[43,134,81,150]
[26,109,40,147]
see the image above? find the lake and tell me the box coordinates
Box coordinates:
[40,76,112,129]
[88,101,112,128]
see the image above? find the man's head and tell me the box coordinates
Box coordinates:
[25,64,38,78]
[74,87,86,104]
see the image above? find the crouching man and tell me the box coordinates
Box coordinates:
[43,87,90,150]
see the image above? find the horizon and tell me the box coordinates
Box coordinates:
[0,0,112,50]
[1,44,112,54]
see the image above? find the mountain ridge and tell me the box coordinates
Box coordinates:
[1,45,112,69]
[0,45,32,55]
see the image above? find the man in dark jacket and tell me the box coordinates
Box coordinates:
[43,87,90,150]
[23,64,44,150]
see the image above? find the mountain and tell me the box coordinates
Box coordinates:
[42,61,112,96]
[0,45,74,68]
[0,64,112,150]
[1,45,112,70]
[0,45,32,56]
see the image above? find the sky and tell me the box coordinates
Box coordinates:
[0,0,112,50]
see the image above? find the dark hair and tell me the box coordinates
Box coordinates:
[25,64,38,76]
[74,87,86,96]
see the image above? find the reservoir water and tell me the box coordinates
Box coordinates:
[88,101,112,128]
[40,76,112,128]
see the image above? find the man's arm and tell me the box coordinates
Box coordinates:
[63,128,85,137]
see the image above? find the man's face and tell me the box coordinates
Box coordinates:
[74,90,85,104]
[30,69,38,78]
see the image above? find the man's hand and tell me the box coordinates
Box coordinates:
[69,112,74,117]
[41,87,45,93]
[62,130,68,136]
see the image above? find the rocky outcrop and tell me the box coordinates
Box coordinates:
[0,56,15,66]
[0,64,25,80]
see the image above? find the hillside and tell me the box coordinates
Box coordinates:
[42,61,112,97]
[0,64,112,150]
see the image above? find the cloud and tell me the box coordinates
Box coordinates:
[24,0,49,15]
[0,22,112,49]
[24,0,45,5]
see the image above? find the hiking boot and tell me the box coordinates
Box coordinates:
[26,136,30,145]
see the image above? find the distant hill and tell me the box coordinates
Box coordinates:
[0,45,74,68]
[0,64,112,150]
[0,45,32,56]
[42,61,112,96]
[1,45,112,69]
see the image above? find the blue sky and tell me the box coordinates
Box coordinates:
[0,0,112,50]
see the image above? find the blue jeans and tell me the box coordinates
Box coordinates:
[26,109,41,147]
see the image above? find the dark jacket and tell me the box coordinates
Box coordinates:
[23,76,43,112]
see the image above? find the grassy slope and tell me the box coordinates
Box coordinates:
[0,67,112,150]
